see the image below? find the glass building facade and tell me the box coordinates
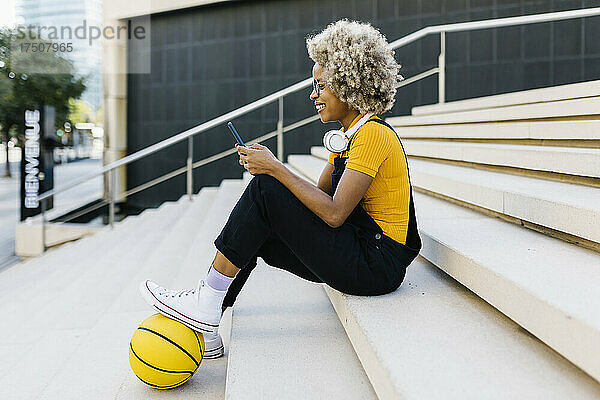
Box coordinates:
[15,0,103,110]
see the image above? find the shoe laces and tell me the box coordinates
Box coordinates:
[157,287,196,298]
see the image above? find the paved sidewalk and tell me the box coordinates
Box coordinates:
[0,159,103,270]
[0,162,22,270]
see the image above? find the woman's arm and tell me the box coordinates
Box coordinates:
[317,163,334,196]
[275,165,372,228]
[238,144,372,228]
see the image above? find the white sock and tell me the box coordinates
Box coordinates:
[205,264,235,291]
[197,277,227,318]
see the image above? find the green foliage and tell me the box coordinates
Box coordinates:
[68,98,99,125]
[0,26,86,146]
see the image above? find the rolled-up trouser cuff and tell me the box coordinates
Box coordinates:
[214,235,248,270]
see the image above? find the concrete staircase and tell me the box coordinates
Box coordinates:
[0,185,235,399]
[289,79,600,398]
[0,174,374,399]
[1,80,599,399]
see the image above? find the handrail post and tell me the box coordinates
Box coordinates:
[277,96,284,162]
[41,199,47,253]
[187,136,193,200]
[109,168,115,228]
[438,31,446,104]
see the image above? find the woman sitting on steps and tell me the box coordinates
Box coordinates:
[140,19,422,360]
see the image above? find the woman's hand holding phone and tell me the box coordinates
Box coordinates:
[237,143,282,176]
[228,121,282,176]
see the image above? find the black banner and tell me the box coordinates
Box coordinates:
[20,105,55,221]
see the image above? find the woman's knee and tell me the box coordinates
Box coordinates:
[251,174,284,193]
[250,174,295,207]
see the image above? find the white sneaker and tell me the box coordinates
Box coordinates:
[139,279,224,335]
[203,332,224,359]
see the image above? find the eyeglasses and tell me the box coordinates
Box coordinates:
[312,79,327,96]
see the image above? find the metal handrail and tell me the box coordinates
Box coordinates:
[37,77,313,202]
[36,7,600,245]
[387,6,600,49]
[397,67,439,89]
[118,114,320,201]
[48,114,321,225]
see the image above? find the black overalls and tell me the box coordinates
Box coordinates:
[217,118,421,308]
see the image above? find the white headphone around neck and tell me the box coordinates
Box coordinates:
[323,113,374,153]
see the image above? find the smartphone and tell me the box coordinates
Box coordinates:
[227,122,246,147]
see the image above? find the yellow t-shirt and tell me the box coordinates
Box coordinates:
[328,114,411,244]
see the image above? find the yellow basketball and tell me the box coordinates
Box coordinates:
[129,313,205,389]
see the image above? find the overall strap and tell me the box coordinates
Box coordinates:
[365,118,413,184]
[366,117,421,253]
[366,117,394,131]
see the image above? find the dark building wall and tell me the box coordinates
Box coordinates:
[126,0,600,209]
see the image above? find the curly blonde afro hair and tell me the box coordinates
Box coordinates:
[306,19,402,115]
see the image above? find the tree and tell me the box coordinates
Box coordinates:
[0,27,86,177]
[0,65,14,176]
[68,98,97,124]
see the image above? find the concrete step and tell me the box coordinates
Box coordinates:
[115,179,248,399]
[326,256,600,399]
[0,200,182,340]
[15,221,104,257]
[287,155,324,185]
[110,187,220,314]
[408,158,600,243]
[287,153,600,384]
[242,171,253,184]
[0,204,165,302]
[389,119,600,140]
[0,205,168,314]
[387,96,600,126]
[31,188,222,400]
[414,192,600,384]
[0,201,188,399]
[225,261,377,400]
[173,179,248,287]
[411,79,600,116]
[400,140,600,178]
[304,151,600,244]
[310,146,329,161]
[3,193,189,280]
